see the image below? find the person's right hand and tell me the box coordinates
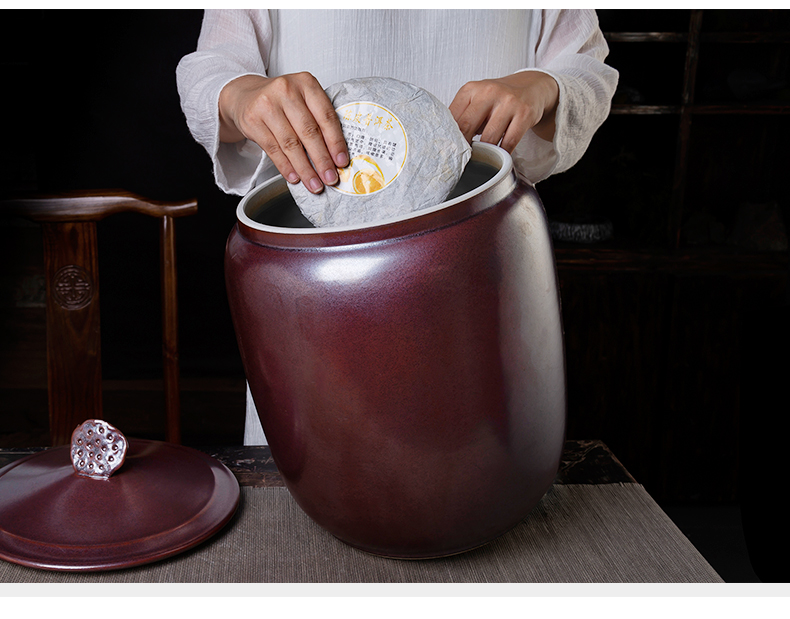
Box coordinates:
[218,73,349,194]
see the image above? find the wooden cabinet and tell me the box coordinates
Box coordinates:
[538,9,790,502]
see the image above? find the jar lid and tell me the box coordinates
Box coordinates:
[0,438,239,571]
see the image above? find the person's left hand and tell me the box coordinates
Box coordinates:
[449,71,559,152]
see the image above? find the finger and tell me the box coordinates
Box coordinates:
[281,73,346,185]
[290,72,348,170]
[448,87,471,125]
[455,102,493,145]
[251,122,300,184]
[500,116,532,153]
[449,85,478,142]
[478,107,510,148]
[500,107,541,153]
[451,87,499,144]
[304,88,349,170]
[250,74,328,192]
[262,106,326,193]
[283,104,338,188]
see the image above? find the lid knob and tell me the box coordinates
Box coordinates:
[70,419,128,480]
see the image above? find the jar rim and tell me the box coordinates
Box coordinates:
[236,142,514,238]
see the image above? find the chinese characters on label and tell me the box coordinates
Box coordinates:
[342,126,399,163]
[332,101,408,196]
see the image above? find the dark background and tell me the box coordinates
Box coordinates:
[1,10,248,446]
[1,9,789,583]
[1,9,241,380]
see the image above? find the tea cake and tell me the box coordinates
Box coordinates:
[289,77,471,227]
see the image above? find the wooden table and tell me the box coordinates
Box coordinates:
[0,438,635,488]
[0,439,723,583]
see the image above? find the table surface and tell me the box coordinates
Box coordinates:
[0,438,636,488]
[0,439,726,583]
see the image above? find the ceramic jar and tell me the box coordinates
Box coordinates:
[225,142,566,558]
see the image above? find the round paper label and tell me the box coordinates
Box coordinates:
[331,101,408,196]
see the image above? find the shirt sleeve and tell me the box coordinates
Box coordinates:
[512,9,619,185]
[176,9,277,195]
[176,9,619,196]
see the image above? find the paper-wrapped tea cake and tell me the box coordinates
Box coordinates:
[289,77,471,228]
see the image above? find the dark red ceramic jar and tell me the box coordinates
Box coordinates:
[225,143,566,558]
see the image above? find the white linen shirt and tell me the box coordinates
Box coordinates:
[177,9,618,195]
[176,9,618,446]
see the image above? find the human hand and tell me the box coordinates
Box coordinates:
[218,73,349,193]
[449,71,560,152]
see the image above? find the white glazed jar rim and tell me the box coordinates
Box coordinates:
[236,142,516,240]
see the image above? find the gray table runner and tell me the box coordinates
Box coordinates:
[0,484,723,583]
